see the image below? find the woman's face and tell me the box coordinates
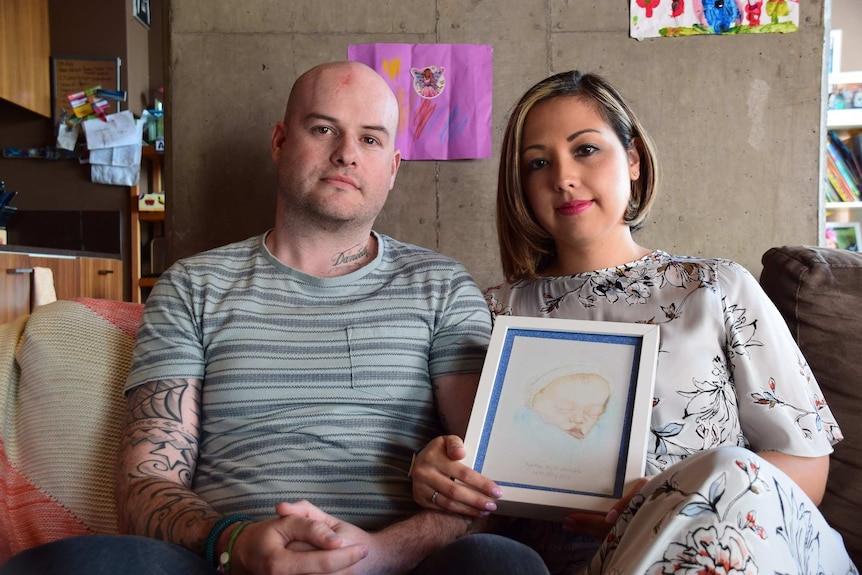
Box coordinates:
[520,96,639,253]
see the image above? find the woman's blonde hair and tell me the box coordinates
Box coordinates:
[497,71,659,282]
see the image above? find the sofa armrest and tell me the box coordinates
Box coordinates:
[760,245,862,566]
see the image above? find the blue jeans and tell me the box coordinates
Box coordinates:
[1,533,549,575]
[0,535,214,575]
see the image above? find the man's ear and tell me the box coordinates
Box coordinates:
[271,122,287,163]
[389,149,402,190]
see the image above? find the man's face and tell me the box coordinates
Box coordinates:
[530,373,611,439]
[271,63,401,230]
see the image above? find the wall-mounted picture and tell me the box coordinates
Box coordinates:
[133,0,151,29]
[828,72,862,111]
[826,222,861,252]
[462,316,659,521]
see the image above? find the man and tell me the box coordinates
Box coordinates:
[0,61,548,575]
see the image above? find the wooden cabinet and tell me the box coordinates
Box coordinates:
[1,252,32,323]
[79,257,123,301]
[130,146,165,303]
[0,0,51,117]
[0,251,123,323]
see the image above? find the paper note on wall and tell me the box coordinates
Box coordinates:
[82,110,140,150]
[86,111,144,185]
[630,0,800,40]
[348,43,493,161]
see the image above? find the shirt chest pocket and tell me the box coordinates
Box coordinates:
[347,325,432,400]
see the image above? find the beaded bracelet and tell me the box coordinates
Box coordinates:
[205,514,254,567]
[218,521,252,575]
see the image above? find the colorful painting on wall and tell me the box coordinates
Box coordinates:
[348,43,493,161]
[630,0,799,40]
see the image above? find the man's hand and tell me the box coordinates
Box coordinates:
[410,436,502,517]
[231,505,369,575]
[561,477,649,539]
[276,501,391,575]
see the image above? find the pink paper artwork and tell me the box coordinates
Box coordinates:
[348,43,493,160]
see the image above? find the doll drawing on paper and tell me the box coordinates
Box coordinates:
[411,66,445,99]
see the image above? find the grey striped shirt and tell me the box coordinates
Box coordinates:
[126,232,491,529]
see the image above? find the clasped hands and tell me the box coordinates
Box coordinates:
[228,500,373,575]
[409,435,649,538]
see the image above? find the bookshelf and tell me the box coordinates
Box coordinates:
[130,146,165,303]
[824,73,862,239]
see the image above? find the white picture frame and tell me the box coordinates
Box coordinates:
[462,315,659,521]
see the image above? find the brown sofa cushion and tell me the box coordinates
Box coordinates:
[760,245,862,565]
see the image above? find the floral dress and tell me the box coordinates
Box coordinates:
[485,251,856,575]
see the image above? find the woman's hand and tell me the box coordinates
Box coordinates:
[410,435,503,517]
[562,477,649,539]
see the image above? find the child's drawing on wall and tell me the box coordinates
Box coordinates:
[631,0,799,40]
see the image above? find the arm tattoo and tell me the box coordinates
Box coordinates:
[130,379,194,422]
[119,379,218,548]
[126,380,200,485]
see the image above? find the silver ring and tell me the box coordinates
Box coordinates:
[431,491,439,505]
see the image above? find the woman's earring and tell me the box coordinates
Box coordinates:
[631,170,640,180]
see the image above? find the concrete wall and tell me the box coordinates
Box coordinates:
[166,0,827,288]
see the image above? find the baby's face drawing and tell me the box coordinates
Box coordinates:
[530,373,611,439]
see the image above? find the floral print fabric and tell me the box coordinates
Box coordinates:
[484,251,855,574]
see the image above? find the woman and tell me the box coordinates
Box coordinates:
[409,71,855,574]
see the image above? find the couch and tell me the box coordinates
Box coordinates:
[759,245,862,566]
[0,245,860,566]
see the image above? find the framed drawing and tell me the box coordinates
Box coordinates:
[133,0,151,29]
[462,316,659,521]
[826,222,861,252]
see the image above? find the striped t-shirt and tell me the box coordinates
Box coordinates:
[125,232,491,529]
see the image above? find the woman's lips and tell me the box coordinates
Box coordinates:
[556,200,593,216]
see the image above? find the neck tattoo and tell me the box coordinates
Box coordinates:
[331,243,369,267]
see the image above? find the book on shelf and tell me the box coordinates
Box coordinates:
[825,134,862,202]
[825,149,858,202]
[850,133,862,174]
[829,131,862,185]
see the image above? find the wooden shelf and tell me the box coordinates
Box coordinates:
[131,146,164,303]
[826,202,862,210]
[139,211,165,221]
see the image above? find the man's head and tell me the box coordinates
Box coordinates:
[271,61,401,232]
[529,372,611,440]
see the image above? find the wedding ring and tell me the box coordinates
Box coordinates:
[431,491,439,505]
